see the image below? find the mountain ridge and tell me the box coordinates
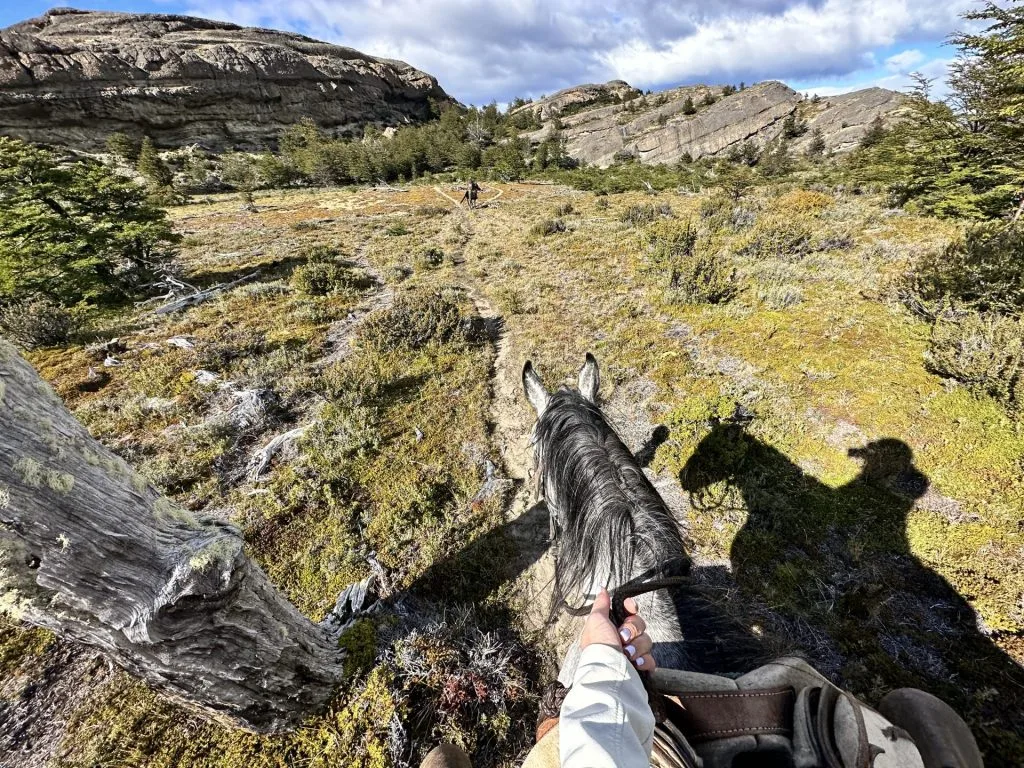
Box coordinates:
[0,7,453,151]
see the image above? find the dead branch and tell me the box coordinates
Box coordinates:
[151,272,260,315]
[248,425,309,481]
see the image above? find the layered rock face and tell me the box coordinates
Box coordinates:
[520,80,904,167]
[0,8,453,151]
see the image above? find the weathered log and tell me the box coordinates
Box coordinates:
[0,341,345,732]
[151,272,260,315]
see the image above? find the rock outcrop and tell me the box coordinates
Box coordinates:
[0,8,454,151]
[520,80,904,167]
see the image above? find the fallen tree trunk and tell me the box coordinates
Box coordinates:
[0,341,345,732]
[151,272,260,315]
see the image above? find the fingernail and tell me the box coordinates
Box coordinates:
[625,644,636,658]
[636,657,645,666]
[619,628,630,642]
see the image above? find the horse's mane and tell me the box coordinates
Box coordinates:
[534,389,689,615]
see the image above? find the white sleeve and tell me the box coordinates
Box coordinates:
[559,643,655,768]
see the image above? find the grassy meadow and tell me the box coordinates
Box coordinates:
[1,180,1022,767]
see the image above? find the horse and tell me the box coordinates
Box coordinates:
[523,354,760,680]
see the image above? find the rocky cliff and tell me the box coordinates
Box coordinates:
[518,80,904,167]
[0,8,454,151]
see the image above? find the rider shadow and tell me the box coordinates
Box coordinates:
[679,420,1024,754]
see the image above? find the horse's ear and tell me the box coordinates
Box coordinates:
[578,353,600,403]
[523,361,549,416]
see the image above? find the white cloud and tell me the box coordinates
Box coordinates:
[884,48,927,73]
[182,0,974,104]
[799,56,955,100]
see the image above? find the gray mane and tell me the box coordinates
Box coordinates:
[534,389,689,616]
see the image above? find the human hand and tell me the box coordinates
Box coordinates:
[579,587,657,671]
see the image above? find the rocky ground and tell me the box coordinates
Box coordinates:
[1,181,1022,767]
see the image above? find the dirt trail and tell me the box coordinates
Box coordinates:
[442,209,578,673]
[320,240,395,367]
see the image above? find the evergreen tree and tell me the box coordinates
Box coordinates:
[682,96,697,115]
[105,132,140,163]
[136,137,173,188]
[807,128,827,157]
[782,113,808,138]
[859,115,887,148]
[850,2,1024,219]
[0,137,178,306]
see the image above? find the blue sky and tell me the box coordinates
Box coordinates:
[1,1,971,104]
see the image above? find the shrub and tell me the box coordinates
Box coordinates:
[902,223,1024,317]
[554,202,575,217]
[530,218,566,237]
[358,291,465,352]
[772,189,834,215]
[0,298,75,349]
[667,246,738,305]
[414,246,446,270]
[621,203,660,227]
[291,262,369,296]
[739,215,816,260]
[595,197,610,210]
[386,222,410,237]
[415,205,450,218]
[926,311,1023,411]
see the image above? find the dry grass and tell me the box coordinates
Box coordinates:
[3,181,1023,766]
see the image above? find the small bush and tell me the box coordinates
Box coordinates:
[554,202,575,217]
[292,262,371,296]
[414,246,446,270]
[739,215,816,260]
[772,189,834,215]
[386,222,410,237]
[595,197,610,210]
[494,286,535,316]
[666,247,738,305]
[0,299,75,349]
[358,291,465,352]
[926,311,1024,412]
[902,223,1024,317]
[415,205,450,218]
[530,218,566,237]
[621,203,665,227]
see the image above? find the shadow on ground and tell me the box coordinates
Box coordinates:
[680,420,1024,763]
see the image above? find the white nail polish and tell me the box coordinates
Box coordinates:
[625,645,636,657]
[619,628,630,642]
[636,657,645,667]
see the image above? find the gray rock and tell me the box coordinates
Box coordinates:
[523,80,904,167]
[0,8,454,151]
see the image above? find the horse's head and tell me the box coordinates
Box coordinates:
[522,352,600,420]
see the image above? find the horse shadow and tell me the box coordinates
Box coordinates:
[679,420,1024,759]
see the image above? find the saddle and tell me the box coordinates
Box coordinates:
[534,567,984,768]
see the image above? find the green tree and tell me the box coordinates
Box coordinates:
[782,113,808,138]
[850,2,1024,219]
[484,138,528,180]
[682,96,697,115]
[860,115,888,148]
[0,137,179,306]
[105,132,140,163]
[807,128,827,157]
[136,137,173,188]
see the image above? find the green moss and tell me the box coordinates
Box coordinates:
[338,619,378,680]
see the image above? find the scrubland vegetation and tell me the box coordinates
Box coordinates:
[1,3,1023,767]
